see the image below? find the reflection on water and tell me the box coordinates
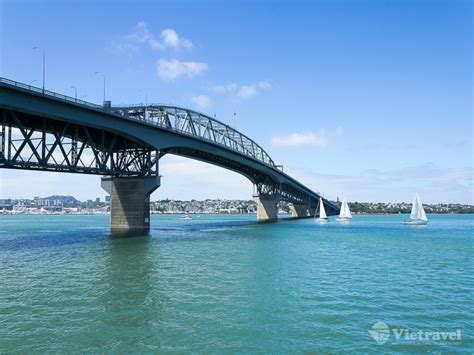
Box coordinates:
[98,236,163,337]
[102,236,154,308]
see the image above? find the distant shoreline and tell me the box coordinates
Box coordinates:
[1,211,473,216]
[2,196,473,215]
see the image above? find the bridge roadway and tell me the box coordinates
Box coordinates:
[0,77,339,235]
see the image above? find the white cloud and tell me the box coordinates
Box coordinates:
[237,82,272,98]
[160,28,193,49]
[212,81,272,100]
[190,95,211,109]
[284,163,473,204]
[157,58,208,81]
[125,21,153,43]
[271,127,343,147]
[111,22,193,53]
[1,160,471,204]
[213,83,239,94]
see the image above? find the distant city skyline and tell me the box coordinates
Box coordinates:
[0,0,472,204]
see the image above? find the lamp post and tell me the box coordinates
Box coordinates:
[94,71,106,105]
[32,46,45,93]
[234,112,237,129]
[70,86,77,100]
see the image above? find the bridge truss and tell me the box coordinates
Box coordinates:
[0,109,159,176]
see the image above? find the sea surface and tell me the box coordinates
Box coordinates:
[0,213,473,352]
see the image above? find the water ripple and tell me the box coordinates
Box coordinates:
[0,214,472,352]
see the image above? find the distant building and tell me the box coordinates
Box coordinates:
[37,199,49,206]
[95,197,100,203]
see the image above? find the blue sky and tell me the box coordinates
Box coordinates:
[0,0,472,203]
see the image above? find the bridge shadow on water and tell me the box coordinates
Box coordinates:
[0,217,266,251]
[0,227,111,252]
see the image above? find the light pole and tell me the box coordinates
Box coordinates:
[32,46,45,93]
[70,86,77,100]
[234,112,237,129]
[94,71,106,105]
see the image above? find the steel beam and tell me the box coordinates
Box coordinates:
[0,108,158,176]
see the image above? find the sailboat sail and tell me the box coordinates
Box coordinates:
[344,200,352,219]
[410,194,427,221]
[319,197,327,219]
[410,194,419,220]
[419,205,427,221]
[339,198,352,219]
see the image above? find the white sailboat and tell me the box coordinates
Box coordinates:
[336,198,352,222]
[403,193,428,225]
[314,197,329,223]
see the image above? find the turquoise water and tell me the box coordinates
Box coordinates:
[0,214,473,352]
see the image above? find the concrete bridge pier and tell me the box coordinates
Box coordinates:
[290,203,310,218]
[253,194,279,222]
[101,176,161,236]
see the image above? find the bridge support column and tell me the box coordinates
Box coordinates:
[101,176,160,236]
[253,195,278,222]
[290,203,310,218]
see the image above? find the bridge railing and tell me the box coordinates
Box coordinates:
[0,78,103,110]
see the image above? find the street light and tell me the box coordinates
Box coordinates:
[234,112,237,129]
[32,46,45,93]
[70,86,77,100]
[94,71,106,105]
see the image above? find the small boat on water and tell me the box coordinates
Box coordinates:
[336,198,352,222]
[404,193,428,225]
[314,197,329,223]
[179,214,192,221]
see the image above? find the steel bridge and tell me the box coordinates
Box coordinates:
[0,77,339,234]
